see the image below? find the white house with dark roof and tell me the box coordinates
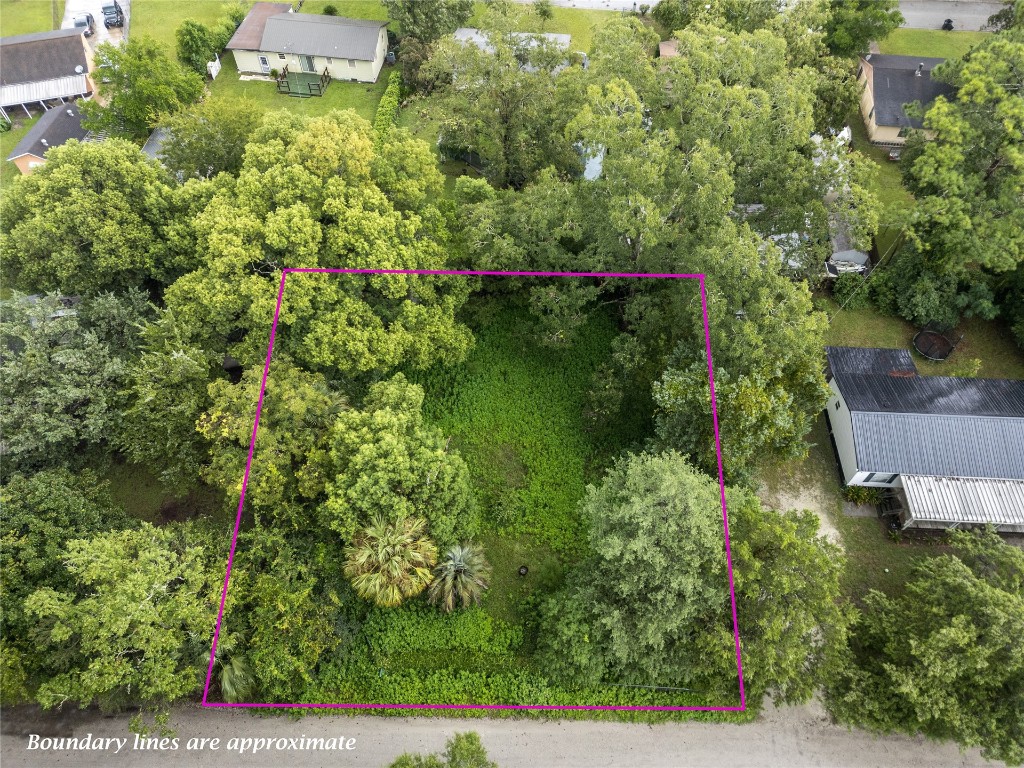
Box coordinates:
[825,346,1024,532]
[857,54,955,145]
[226,4,388,83]
[0,28,96,120]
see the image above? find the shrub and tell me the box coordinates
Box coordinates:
[841,485,883,505]
[831,272,872,310]
[323,4,338,15]
[374,71,403,144]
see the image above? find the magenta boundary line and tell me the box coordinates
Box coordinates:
[202,268,745,713]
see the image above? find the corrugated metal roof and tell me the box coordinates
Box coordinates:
[902,475,1024,526]
[852,412,1024,480]
[259,14,386,61]
[225,2,293,51]
[0,74,91,108]
[827,346,916,377]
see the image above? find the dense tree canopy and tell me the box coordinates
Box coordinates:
[824,0,903,57]
[383,0,474,43]
[164,110,473,375]
[156,97,262,179]
[829,530,1024,765]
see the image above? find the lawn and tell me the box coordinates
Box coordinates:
[0,115,40,194]
[207,53,393,123]
[821,297,1024,380]
[127,0,229,54]
[0,0,63,36]
[879,29,989,59]
[757,416,945,601]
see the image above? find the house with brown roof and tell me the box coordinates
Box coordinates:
[226,4,389,84]
[0,29,96,121]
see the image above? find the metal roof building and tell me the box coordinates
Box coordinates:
[0,29,93,118]
[825,346,1024,532]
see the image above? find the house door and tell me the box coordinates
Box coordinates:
[300,55,316,73]
[257,55,270,74]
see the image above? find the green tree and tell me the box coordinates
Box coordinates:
[383,0,474,43]
[156,97,261,179]
[116,311,218,491]
[176,19,217,73]
[82,36,204,139]
[390,733,498,768]
[164,111,472,375]
[0,140,181,295]
[0,293,148,473]
[828,530,1024,765]
[344,516,438,607]
[0,470,135,701]
[25,523,222,712]
[428,544,492,612]
[888,29,1024,328]
[321,374,477,546]
[824,0,903,57]
[533,0,554,30]
[198,360,346,527]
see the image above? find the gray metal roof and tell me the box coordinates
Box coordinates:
[852,412,1024,480]
[862,54,954,129]
[902,475,1024,527]
[258,14,386,61]
[0,74,91,109]
[6,103,89,161]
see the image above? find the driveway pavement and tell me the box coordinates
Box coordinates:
[0,699,990,768]
[898,0,1004,31]
[61,0,129,48]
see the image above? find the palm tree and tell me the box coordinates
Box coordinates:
[428,543,492,613]
[344,516,438,607]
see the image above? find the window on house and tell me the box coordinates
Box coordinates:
[864,473,876,482]
[883,474,899,484]
[278,53,286,60]
[835,401,841,410]
[348,59,356,67]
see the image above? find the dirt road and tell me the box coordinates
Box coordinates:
[1,699,988,768]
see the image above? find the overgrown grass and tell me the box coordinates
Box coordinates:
[878,29,989,59]
[411,299,641,557]
[207,53,393,123]
[821,297,1024,379]
[127,0,230,55]
[0,0,63,36]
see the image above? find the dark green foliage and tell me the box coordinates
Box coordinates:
[829,529,1024,765]
[841,485,883,505]
[0,470,135,701]
[831,272,873,311]
[374,71,404,144]
[383,0,474,43]
[825,0,903,57]
[323,4,338,16]
[389,732,497,768]
[176,20,217,74]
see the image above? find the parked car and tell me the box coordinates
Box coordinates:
[72,12,95,37]
[102,1,124,28]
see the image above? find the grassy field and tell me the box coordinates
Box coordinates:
[0,115,40,193]
[206,53,392,123]
[0,0,63,36]
[757,417,945,600]
[878,29,989,59]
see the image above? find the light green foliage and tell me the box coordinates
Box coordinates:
[389,733,498,768]
[81,36,204,139]
[323,374,475,547]
[829,530,1024,765]
[0,140,179,294]
[164,110,472,374]
[25,523,222,711]
[344,516,438,607]
[156,98,262,179]
[383,0,474,43]
[198,360,346,526]
[889,28,1024,328]
[0,470,135,701]
[116,311,218,492]
[423,4,584,187]
[538,452,730,688]
[175,20,217,74]
[533,0,554,30]
[374,71,404,144]
[429,543,492,612]
[0,293,148,473]
[825,0,903,57]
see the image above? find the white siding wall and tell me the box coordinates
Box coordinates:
[827,378,861,485]
[231,29,387,83]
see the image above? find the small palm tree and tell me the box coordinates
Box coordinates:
[344,516,438,607]
[428,543,492,613]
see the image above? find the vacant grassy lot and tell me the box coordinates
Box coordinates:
[879,29,989,59]
[128,0,230,53]
[0,0,62,36]
[0,115,40,193]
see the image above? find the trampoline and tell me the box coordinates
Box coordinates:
[913,326,961,361]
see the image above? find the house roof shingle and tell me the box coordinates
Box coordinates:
[863,54,955,129]
[259,14,387,61]
[0,28,88,86]
[225,2,293,51]
[6,103,90,162]
[826,347,1024,480]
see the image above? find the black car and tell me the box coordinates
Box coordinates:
[102,0,124,28]
[72,12,95,36]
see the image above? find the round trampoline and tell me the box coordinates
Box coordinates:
[913,328,957,361]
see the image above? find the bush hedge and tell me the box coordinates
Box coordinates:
[374,71,403,144]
